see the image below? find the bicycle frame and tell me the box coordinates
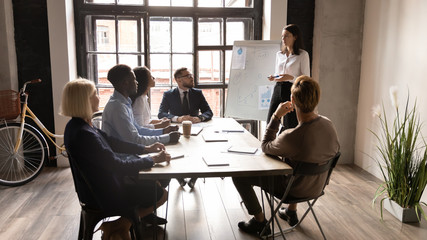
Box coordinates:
[13,79,65,154]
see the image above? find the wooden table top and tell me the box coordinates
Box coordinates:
[139,118,292,179]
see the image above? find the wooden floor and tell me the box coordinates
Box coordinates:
[0,164,426,240]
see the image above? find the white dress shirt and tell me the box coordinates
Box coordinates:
[132,95,155,129]
[274,49,311,82]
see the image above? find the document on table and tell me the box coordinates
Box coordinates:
[227,146,258,154]
[202,156,230,166]
[178,126,203,136]
[202,133,228,142]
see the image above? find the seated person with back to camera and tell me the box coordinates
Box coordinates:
[232,75,340,236]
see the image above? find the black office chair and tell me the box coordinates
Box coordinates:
[67,152,144,240]
[261,152,341,239]
[78,202,143,240]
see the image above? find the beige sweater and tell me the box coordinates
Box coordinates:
[262,115,340,199]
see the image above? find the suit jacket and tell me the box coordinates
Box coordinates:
[158,87,213,121]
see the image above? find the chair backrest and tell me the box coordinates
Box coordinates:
[67,150,102,210]
[280,152,341,203]
[292,152,341,177]
[290,152,341,193]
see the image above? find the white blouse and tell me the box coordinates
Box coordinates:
[274,49,311,82]
[132,95,155,129]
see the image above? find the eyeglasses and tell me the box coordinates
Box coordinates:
[178,74,193,79]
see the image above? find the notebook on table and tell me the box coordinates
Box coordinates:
[202,156,229,166]
[202,133,228,142]
[178,126,203,136]
[227,146,258,154]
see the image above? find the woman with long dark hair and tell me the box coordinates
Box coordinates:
[267,24,310,130]
[130,66,171,129]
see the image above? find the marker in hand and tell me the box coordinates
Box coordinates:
[268,75,281,81]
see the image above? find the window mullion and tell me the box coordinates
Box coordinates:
[115,16,119,64]
[194,15,198,87]
[169,17,173,88]
[145,13,150,68]
[137,17,142,66]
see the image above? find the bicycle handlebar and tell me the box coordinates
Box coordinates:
[22,79,42,94]
[31,79,42,84]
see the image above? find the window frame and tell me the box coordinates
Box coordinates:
[73,0,263,117]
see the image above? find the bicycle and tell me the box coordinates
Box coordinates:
[0,79,66,186]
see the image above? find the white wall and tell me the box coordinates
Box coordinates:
[0,0,18,91]
[263,0,287,41]
[355,0,427,202]
[46,0,77,166]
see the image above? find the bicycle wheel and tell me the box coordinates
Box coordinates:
[0,122,48,186]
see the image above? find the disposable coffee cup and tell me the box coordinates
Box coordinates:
[182,121,192,138]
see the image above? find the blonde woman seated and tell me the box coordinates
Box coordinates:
[131,66,171,129]
[62,79,170,239]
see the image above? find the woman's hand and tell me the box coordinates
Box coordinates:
[145,142,166,153]
[274,74,294,82]
[150,119,162,124]
[152,150,171,164]
[274,101,294,119]
[154,118,171,128]
[268,75,276,81]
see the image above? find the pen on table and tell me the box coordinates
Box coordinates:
[222,130,244,133]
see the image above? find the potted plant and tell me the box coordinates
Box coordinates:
[371,87,427,222]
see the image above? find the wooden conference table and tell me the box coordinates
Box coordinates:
[138,118,292,239]
[138,117,292,180]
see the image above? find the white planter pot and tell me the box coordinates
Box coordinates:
[383,198,420,223]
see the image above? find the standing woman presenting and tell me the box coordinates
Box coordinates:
[267,24,310,129]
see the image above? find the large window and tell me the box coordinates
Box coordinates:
[74,0,262,117]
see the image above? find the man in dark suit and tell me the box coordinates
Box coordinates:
[158,67,213,123]
[158,67,213,188]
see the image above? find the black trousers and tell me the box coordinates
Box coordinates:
[266,82,298,131]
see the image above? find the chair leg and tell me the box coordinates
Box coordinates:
[130,209,143,240]
[81,210,97,240]
[278,199,326,240]
[78,212,84,240]
[261,190,287,239]
[308,202,326,240]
